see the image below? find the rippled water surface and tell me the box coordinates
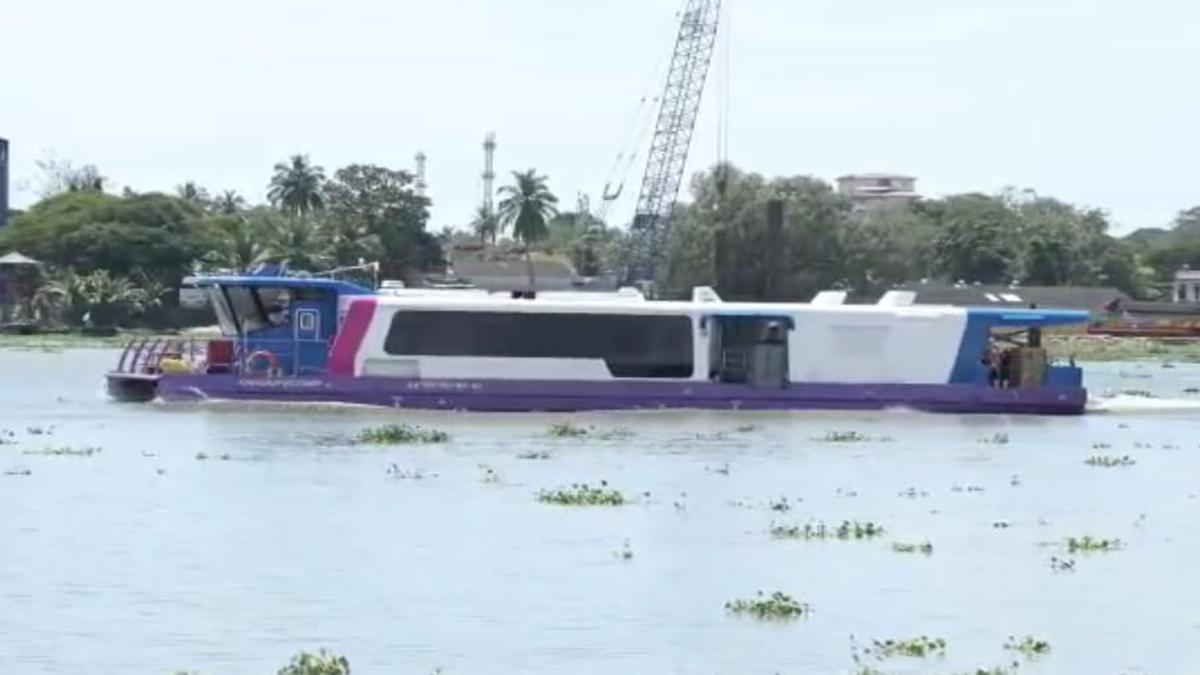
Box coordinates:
[2,351,1200,674]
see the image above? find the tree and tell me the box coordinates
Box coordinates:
[497,169,559,291]
[176,181,211,210]
[269,155,327,217]
[214,190,247,215]
[469,206,499,245]
[35,154,105,197]
[320,213,383,268]
[264,215,329,273]
[204,209,273,273]
[34,269,148,327]
[931,194,1020,284]
[324,164,440,280]
[0,191,214,285]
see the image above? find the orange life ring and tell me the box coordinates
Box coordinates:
[244,350,280,377]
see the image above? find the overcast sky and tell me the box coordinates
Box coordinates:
[4,0,1198,233]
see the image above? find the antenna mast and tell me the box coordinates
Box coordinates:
[414,151,428,198]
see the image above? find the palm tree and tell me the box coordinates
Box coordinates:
[321,216,383,267]
[497,170,558,291]
[176,181,211,209]
[205,211,273,273]
[469,206,499,246]
[214,190,246,215]
[268,155,327,217]
[265,217,330,273]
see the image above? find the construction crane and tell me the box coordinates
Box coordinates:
[624,0,723,290]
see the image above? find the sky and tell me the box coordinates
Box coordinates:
[3,0,1199,234]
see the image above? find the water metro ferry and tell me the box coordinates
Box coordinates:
[106,275,1089,415]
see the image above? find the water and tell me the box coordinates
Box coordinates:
[2,350,1200,674]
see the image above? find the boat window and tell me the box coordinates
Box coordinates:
[384,311,694,378]
[208,287,238,336]
[257,287,294,327]
[225,286,268,333]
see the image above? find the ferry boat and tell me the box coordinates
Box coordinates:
[105,275,1089,415]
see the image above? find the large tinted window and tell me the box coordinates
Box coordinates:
[384,311,694,378]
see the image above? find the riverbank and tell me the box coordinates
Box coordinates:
[1046,334,1200,363]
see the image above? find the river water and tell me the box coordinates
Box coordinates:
[1,349,1199,674]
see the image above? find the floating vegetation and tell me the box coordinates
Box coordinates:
[547,422,590,438]
[26,425,54,436]
[277,649,351,675]
[1047,556,1074,575]
[516,450,552,460]
[3,468,31,476]
[196,452,208,461]
[1115,389,1155,398]
[1066,536,1121,553]
[705,462,731,476]
[1185,387,1200,394]
[23,446,100,457]
[724,591,810,620]
[356,424,449,445]
[952,484,986,493]
[1004,635,1051,658]
[862,636,947,659]
[892,541,934,555]
[1010,474,1022,487]
[1084,455,1136,468]
[898,487,930,499]
[1091,442,1112,450]
[768,496,794,512]
[992,521,1013,529]
[537,481,626,506]
[597,427,635,440]
[956,664,1020,675]
[479,464,501,484]
[821,430,871,443]
[387,464,432,480]
[770,520,885,541]
[735,424,758,433]
[613,539,634,561]
[979,432,1010,445]
[836,488,859,498]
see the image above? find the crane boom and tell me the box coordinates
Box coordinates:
[626,0,722,288]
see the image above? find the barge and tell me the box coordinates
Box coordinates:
[106,276,1089,415]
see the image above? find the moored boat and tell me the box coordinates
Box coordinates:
[106,276,1089,415]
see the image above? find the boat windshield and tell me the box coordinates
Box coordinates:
[211,285,296,336]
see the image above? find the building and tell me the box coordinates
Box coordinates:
[0,137,9,228]
[1172,268,1200,303]
[837,173,918,212]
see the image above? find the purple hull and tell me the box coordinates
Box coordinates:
[135,374,1088,415]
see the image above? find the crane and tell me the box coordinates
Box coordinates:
[624,0,723,290]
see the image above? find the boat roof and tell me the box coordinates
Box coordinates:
[185,275,374,295]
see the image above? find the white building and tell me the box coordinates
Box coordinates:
[837,173,919,212]
[1173,268,1200,303]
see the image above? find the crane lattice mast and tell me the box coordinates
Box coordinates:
[626,0,722,288]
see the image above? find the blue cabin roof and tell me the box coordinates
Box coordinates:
[967,307,1090,328]
[185,275,374,296]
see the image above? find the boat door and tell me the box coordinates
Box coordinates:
[708,315,793,389]
[294,307,320,342]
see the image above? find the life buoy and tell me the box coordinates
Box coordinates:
[244,350,280,377]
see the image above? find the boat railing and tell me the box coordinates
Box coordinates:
[114,336,332,377]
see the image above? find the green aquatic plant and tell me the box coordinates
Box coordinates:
[548,422,590,438]
[724,591,810,620]
[26,425,54,436]
[3,468,31,476]
[735,424,758,433]
[892,541,934,555]
[386,464,432,480]
[613,539,634,561]
[1049,556,1076,572]
[864,636,947,659]
[277,649,350,675]
[22,446,100,457]
[596,427,635,440]
[821,430,871,443]
[1066,536,1121,553]
[1084,455,1136,467]
[195,452,208,460]
[956,665,1020,675]
[1004,634,1051,658]
[898,487,930,499]
[479,464,501,484]
[516,450,552,460]
[979,432,1010,445]
[952,484,986,493]
[770,520,885,541]
[355,424,449,445]
[537,481,626,506]
[768,496,794,512]
[1091,442,1113,450]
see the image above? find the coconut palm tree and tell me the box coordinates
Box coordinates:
[497,170,558,291]
[205,212,272,273]
[214,190,246,215]
[265,217,330,273]
[321,215,383,268]
[268,155,327,217]
[469,206,499,245]
[176,181,211,209]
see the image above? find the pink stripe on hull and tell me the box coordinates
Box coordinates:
[327,297,378,376]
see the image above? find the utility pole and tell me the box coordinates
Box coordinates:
[0,138,9,228]
[482,133,496,216]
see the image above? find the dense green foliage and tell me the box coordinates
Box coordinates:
[663,165,1161,299]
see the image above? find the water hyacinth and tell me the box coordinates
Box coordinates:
[1004,634,1051,657]
[276,649,351,675]
[865,636,947,659]
[770,520,885,541]
[1084,455,1136,467]
[725,591,810,620]
[547,422,590,438]
[821,430,871,443]
[537,481,626,506]
[22,446,100,457]
[892,541,934,555]
[1066,536,1121,553]
[355,424,449,445]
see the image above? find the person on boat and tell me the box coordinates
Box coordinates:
[982,347,1000,388]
